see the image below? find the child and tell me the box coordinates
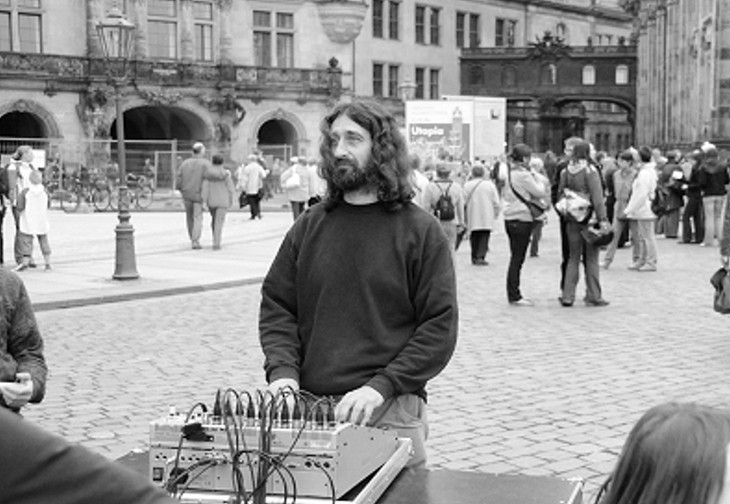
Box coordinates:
[15,170,51,271]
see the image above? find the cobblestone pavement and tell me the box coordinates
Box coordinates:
[19,211,730,502]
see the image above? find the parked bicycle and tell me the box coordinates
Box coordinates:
[108,173,155,211]
[55,174,111,212]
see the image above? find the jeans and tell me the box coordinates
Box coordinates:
[505,220,533,302]
[682,196,704,243]
[562,221,602,303]
[290,200,306,220]
[529,220,543,257]
[208,207,227,248]
[246,193,262,218]
[183,199,203,244]
[603,218,639,266]
[703,195,726,245]
[370,394,428,469]
[634,219,657,268]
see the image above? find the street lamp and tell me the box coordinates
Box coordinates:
[96,3,139,280]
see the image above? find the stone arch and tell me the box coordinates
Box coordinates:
[118,96,216,142]
[0,99,62,138]
[249,108,309,151]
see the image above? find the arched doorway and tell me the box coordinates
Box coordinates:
[108,105,210,189]
[257,119,298,162]
[0,111,46,138]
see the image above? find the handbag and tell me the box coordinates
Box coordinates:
[507,166,547,221]
[283,171,301,190]
[580,221,614,247]
[556,189,593,224]
[710,268,730,315]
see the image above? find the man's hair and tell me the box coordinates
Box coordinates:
[638,146,653,163]
[212,154,224,165]
[571,140,591,161]
[471,164,485,178]
[319,100,412,210]
[12,145,32,161]
[618,150,635,162]
[563,136,583,149]
[600,403,730,504]
[192,142,205,155]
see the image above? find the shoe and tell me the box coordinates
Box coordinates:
[13,264,28,272]
[558,297,573,307]
[638,265,657,272]
[600,261,610,270]
[530,253,539,258]
[471,259,488,266]
[628,263,643,270]
[28,263,37,269]
[585,299,610,307]
[44,264,52,271]
[509,298,534,307]
[212,245,221,251]
[192,241,202,250]
[699,243,709,247]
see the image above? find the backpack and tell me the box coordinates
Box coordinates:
[651,186,668,217]
[434,182,455,221]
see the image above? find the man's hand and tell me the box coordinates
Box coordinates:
[334,386,384,426]
[0,372,33,409]
[722,255,730,270]
[267,378,299,397]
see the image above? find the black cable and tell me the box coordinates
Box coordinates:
[176,458,219,499]
[304,455,336,504]
[166,401,208,495]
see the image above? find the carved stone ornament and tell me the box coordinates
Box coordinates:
[314,0,368,44]
[137,88,184,106]
[527,31,571,60]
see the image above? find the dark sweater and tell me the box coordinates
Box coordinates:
[259,200,458,401]
[0,268,46,411]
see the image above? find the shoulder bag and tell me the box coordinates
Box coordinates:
[507,166,546,221]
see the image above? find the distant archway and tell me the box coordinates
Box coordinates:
[0,99,61,139]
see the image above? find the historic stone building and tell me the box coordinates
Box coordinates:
[0,0,634,184]
[629,0,730,150]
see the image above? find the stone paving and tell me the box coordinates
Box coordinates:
[11,207,730,502]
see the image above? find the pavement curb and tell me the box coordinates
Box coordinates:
[33,276,265,312]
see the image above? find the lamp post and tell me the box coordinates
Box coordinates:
[96,3,139,280]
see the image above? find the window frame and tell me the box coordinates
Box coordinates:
[372,0,384,38]
[496,17,516,47]
[468,13,479,47]
[415,66,425,99]
[388,63,399,98]
[415,5,425,44]
[0,0,43,53]
[373,62,384,97]
[388,0,399,40]
[582,64,596,86]
[615,64,629,85]
[429,7,440,46]
[456,11,465,48]
[253,8,295,68]
[429,68,439,99]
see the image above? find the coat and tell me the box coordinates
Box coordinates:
[463,177,500,232]
[201,167,235,209]
[19,184,50,236]
[624,163,657,220]
[281,163,312,203]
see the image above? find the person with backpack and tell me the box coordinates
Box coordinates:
[423,162,465,253]
[502,143,548,306]
[622,146,659,272]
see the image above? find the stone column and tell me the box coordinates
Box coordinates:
[86,0,104,58]
[217,0,233,64]
[180,0,194,62]
[717,0,730,141]
[129,0,148,59]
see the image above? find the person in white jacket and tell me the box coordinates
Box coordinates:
[15,170,51,271]
[622,146,658,271]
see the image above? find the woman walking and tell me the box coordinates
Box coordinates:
[201,154,236,250]
[463,164,500,265]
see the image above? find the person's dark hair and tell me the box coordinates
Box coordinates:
[319,100,412,211]
[510,143,532,163]
[212,154,224,165]
[638,146,653,163]
[598,402,730,504]
[618,150,635,162]
[571,140,591,161]
[471,164,485,178]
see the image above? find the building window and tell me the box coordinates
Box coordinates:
[0,0,43,53]
[429,68,439,99]
[541,63,557,85]
[469,65,483,86]
[429,7,440,46]
[415,5,425,44]
[254,9,294,68]
[372,0,383,38]
[415,67,425,98]
[456,12,465,48]
[373,63,384,97]
[388,1,399,40]
[501,66,516,87]
[616,65,629,85]
[193,0,214,61]
[582,65,596,85]
[388,64,399,98]
[555,22,567,41]
[469,14,479,47]
[149,20,177,59]
[495,18,516,47]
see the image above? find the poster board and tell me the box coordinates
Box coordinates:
[443,95,506,164]
[405,100,474,164]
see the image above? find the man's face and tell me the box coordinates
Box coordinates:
[564,144,574,158]
[327,114,374,191]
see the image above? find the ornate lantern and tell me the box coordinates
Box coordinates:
[315,0,369,44]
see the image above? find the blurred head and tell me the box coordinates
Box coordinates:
[12,145,33,162]
[471,164,485,178]
[563,136,583,157]
[667,149,682,163]
[510,143,532,163]
[192,142,205,155]
[528,156,545,174]
[571,140,591,161]
[601,403,730,504]
[702,142,719,160]
[29,170,43,185]
[212,154,224,166]
[638,146,653,163]
[617,149,635,168]
[319,99,411,209]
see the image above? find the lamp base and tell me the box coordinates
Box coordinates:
[113,219,139,280]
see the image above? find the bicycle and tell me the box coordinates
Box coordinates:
[108,173,155,211]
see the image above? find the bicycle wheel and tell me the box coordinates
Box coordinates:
[135,187,153,209]
[59,189,80,212]
[92,188,111,212]
[109,188,119,211]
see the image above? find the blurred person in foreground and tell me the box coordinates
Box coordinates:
[596,402,730,504]
[259,99,458,468]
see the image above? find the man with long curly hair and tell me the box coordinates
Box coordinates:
[259,99,458,467]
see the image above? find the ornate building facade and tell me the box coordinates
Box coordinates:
[630,0,730,149]
[0,0,634,183]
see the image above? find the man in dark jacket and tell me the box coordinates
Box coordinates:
[175,142,212,249]
[697,142,730,246]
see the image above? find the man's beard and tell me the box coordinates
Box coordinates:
[329,158,376,192]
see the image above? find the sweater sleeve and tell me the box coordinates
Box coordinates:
[259,232,302,385]
[0,407,177,504]
[587,169,607,221]
[5,274,46,405]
